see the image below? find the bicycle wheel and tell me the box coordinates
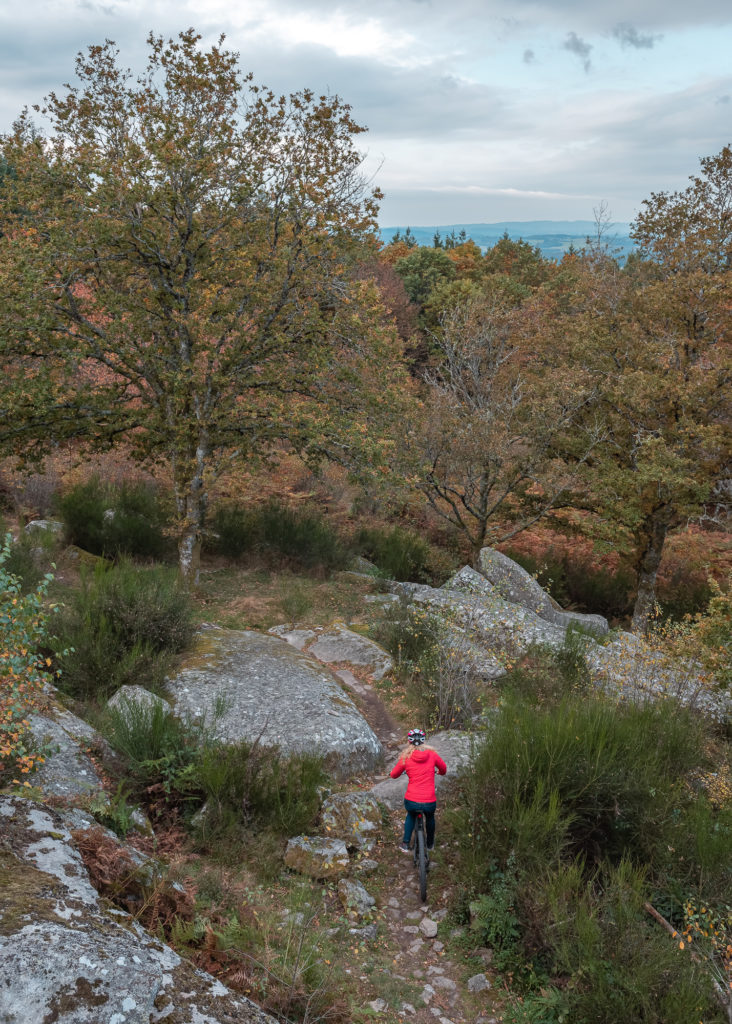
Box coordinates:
[416,825,428,903]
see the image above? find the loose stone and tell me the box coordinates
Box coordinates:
[467,973,491,993]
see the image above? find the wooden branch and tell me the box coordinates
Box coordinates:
[644,902,732,1023]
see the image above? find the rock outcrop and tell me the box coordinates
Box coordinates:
[321,791,382,851]
[476,548,610,635]
[166,627,383,779]
[393,556,730,723]
[26,707,107,801]
[0,796,276,1024]
[270,622,394,681]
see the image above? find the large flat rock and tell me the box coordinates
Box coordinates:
[26,709,106,800]
[167,628,383,779]
[271,623,393,681]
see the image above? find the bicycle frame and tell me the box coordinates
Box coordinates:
[412,811,429,902]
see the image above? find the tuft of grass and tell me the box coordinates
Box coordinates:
[193,739,326,841]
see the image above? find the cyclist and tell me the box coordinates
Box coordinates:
[390,729,447,854]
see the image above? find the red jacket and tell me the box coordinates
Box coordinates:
[390,747,447,803]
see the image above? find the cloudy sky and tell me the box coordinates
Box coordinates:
[1,0,730,227]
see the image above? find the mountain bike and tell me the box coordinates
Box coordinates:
[411,810,429,902]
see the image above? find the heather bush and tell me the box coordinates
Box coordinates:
[452,687,731,1023]
[357,525,433,582]
[193,739,326,839]
[57,476,170,559]
[52,561,194,701]
[503,545,634,618]
[210,500,351,574]
[457,693,705,885]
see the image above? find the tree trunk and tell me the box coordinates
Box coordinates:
[178,526,202,587]
[174,441,209,587]
[631,510,670,634]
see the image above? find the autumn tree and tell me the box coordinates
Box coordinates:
[415,290,599,562]
[0,31,406,580]
[553,154,731,630]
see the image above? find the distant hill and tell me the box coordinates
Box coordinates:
[379,221,634,262]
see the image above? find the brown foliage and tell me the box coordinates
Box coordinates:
[72,826,194,936]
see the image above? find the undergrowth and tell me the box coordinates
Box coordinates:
[52,560,194,701]
[452,670,732,1023]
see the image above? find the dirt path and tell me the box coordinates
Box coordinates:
[283,635,501,1024]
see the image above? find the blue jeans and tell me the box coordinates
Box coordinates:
[403,799,437,847]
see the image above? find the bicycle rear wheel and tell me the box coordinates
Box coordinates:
[416,825,428,902]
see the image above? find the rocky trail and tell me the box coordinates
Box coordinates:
[276,625,501,1024]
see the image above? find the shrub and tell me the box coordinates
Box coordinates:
[657,572,732,692]
[514,859,725,1024]
[103,480,170,559]
[0,520,54,593]
[210,500,351,574]
[469,856,523,973]
[357,525,433,583]
[500,629,592,707]
[258,501,350,573]
[56,477,107,553]
[503,545,634,619]
[210,504,257,559]
[101,694,203,794]
[193,738,326,839]
[0,534,58,782]
[370,600,443,671]
[52,561,194,701]
[372,600,481,727]
[57,476,170,559]
[456,693,706,887]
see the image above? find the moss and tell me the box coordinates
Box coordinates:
[42,977,109,1023]
[0,849,69,936]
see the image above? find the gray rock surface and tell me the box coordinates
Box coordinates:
[477,548,609,635]
[337,878,375,917]
[306,624,393,681]
[467,973,491,993]
[284,836,350,879]
[394,578,561,670]
[370,730,474,810]
[442,566,498,599]
[586,631,731,723]
[26,711,105,800]
[167,627,382,779]
[0,796,276,1024]
[321,791,381,851]
[271,622,393,681]
[24,518,64,534]
[107,684,169,718]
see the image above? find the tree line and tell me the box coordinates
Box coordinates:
[0,30,729,630]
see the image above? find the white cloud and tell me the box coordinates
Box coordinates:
[1,0,730,223]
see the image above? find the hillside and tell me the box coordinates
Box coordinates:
[379,220,634,261]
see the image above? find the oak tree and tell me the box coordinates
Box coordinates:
[0,31,404,580]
